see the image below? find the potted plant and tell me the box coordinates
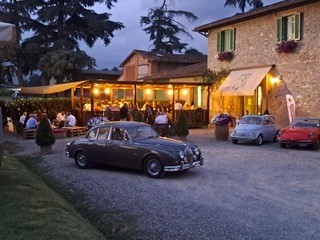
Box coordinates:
[211,113,232,140]
[173,110,189,141]
[36,116,55,154]
[275,40,297,53]
[217,51,234,62]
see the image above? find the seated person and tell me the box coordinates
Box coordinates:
[112,129,124,140]
[155,111,168,124]
[25,114,37,129]
[65,112,76,127]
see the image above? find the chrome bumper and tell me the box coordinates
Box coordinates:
[164,158,204,172]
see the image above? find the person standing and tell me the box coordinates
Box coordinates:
[119,103,128,121]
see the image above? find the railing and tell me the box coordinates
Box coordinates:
[75,109,209,128]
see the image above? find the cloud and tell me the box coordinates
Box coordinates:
[85,0,280,69]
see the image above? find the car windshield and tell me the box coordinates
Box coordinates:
[291,119,320,128]
[240,117,262,125]
[127,126,159,140]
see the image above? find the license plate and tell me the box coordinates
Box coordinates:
[299,143,308,147]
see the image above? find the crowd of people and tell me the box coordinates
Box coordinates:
[19,110,77,129]
[82,98,196,125]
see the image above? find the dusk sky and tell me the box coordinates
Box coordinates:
[83,0,280,70]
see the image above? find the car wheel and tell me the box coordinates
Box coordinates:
[312,139,320,150]
[75,151,91,169]
[144,155,165,179]
[232,139,238,144]
[255,135,263,146]
[279,142,286,148]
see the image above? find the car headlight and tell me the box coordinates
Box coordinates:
[179,150,185,159]
[194,147,201,155]
[308,132,314,138]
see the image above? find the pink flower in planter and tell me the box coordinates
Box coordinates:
[217,51,234,61]
[276,40,297,53]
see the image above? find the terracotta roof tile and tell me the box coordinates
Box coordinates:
[194,0,318,33]
[120,49,206,66]
[140,60,207,81]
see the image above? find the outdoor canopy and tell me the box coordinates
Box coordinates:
[0,22,16,47]
[217,66,272,96]
[20,80,88,94]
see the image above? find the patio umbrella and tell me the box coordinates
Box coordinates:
[0,22,17,47]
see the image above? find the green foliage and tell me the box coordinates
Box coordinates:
[36,116,55,147]
[0,0,124,85]
[173,111,189,136]
[0,153,106,240]
[38,50,95,83]
[199,68,230,91]
[140,0,198,53]
[224,0,263,13]
[3,98,73,122]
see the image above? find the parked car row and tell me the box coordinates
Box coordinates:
[230,115,320,150]
[65,116,319,179]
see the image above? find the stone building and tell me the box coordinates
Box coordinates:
[195,0,320,127]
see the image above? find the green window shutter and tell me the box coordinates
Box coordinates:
[276,18,282,42]
[217,32,222,52]
[282,17,288,41]
[230,28,235,50]
[221,31,225,51]
[294,13,301,40]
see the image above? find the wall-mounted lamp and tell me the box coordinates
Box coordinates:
[182,89,188,96]
[104,88,110,94]
[93,88,100,95]
[145,88,152,95]
[270,75,282,84]
[167,89,173,95]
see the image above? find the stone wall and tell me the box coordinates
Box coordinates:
[207,2,320,127]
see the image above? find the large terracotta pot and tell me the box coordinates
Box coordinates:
[214,124,229,141]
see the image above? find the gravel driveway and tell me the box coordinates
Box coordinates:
[5,126,320,240]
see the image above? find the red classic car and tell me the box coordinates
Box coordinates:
[278,117,320,150]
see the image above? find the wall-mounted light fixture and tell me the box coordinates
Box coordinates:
[167,89,173,95]
[145,88,152,95]
[270,75,282,84]
[93,88,99,95]
[182,89,188,96]
[104,88,110,94]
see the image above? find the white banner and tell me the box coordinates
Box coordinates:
[285,94,295,124]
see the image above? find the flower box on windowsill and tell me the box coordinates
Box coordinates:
[217,51,234,62]
[276,40,297,54]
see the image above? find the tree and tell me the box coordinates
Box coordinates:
[184,48,204,56]
[224,0,264,13]
[0,0,38,86]
[140,0,198,53]
[0,0,124,85]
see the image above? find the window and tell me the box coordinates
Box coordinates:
[277,13,301,42]
[217,28,235,53]
[138,65,148,78]
[97,127,110,139]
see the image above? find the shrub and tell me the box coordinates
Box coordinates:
[35,116,55,147]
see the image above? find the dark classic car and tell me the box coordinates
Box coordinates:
[230,115,278,145]
[277,117,320,150]
[65,121,204,178]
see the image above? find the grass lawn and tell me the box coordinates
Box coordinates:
[0,150,106,240]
